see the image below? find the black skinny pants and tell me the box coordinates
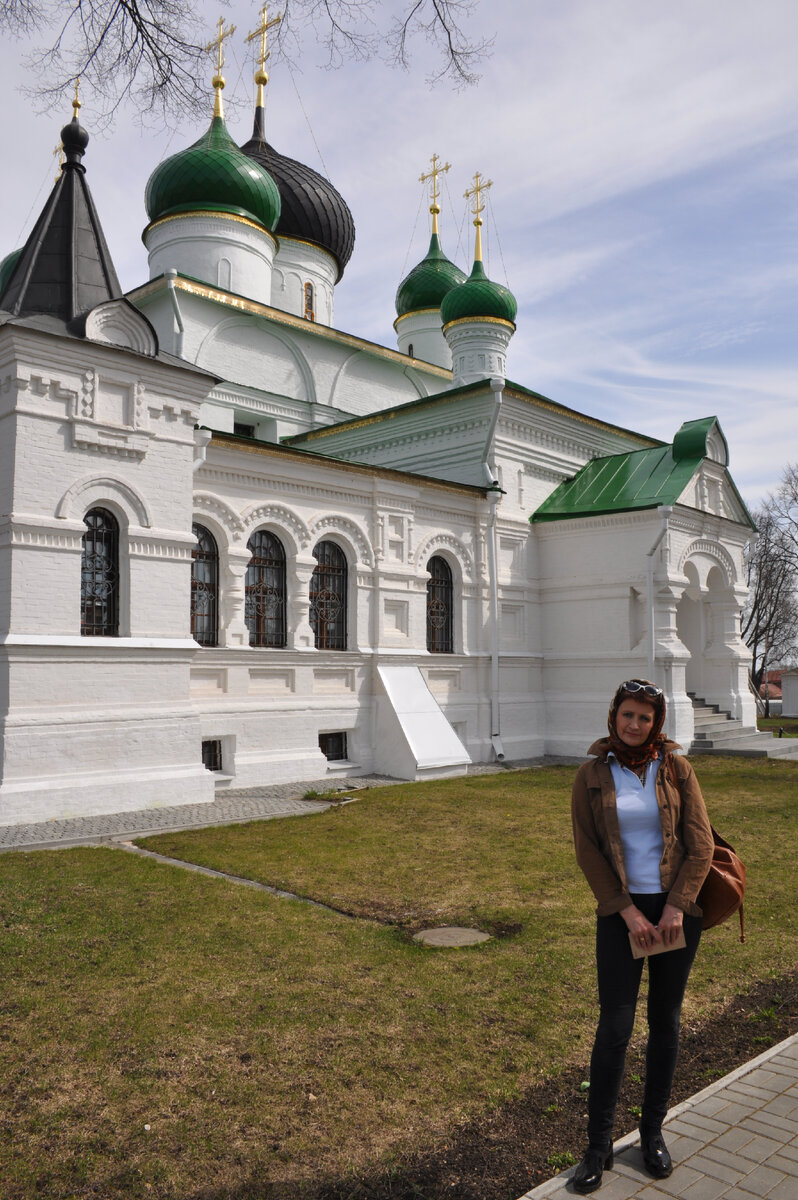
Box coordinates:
[587,892,702,1149]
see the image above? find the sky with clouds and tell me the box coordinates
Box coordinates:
[2,0,796,507]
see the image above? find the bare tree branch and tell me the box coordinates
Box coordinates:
[2,0,492,125]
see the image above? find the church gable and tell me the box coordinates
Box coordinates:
[531,417,755,529]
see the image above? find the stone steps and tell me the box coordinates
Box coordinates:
[688,695,798,760]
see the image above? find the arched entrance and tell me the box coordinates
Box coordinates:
[675,546,749,717]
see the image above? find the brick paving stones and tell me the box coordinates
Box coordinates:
[518,1035,798,1200]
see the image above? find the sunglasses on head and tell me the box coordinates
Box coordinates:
[620,681,662,698]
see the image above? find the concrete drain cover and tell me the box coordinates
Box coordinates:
[413,926,491,947]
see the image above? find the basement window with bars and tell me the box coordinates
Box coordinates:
[319,732,347,761]
[202,739,223,772]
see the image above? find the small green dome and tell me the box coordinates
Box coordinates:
[395,233,466,317]
[440,258,517,327]
[0,247,22,298]
[145,116,281,232]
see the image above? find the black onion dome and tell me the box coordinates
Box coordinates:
[241,108,355,280]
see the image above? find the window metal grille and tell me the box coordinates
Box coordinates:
[304,282,315,321]
[426,555,453,653]
[191,523,219,646]
[319,731,347,761]
[202,739,223,772]
[81,507,119,636]
[310,540,347,650]
[245,530,287,647]
[234,422,256,438]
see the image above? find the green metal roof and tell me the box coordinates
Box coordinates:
[145,116,281,232]
[440,258,517,327]
[531,418,754,527]
[395,232,466,317]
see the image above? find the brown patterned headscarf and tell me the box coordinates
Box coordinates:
[606,679,667,771]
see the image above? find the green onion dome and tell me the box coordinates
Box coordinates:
[395,233,466,318]
[440,258,517,327]
[0,248,22,299]
[145,116,281,232]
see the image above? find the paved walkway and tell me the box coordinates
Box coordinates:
[519,1033,798,1200]
[0,759,561,851]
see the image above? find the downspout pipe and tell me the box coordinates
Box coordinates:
[484,378,505,761]
[165,269,185,358]
[646,505,672,681]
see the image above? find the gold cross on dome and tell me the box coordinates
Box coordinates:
[206,16,236,116]
[206,16,237,77]
[464,171,493,262]
[419,153,451,235]
[464,171,492,224]
[71,77,81,121]
[247,5,282,76]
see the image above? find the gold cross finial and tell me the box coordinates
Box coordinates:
[419,153,451,236]
[206,16,237,117]
[464,171,493,262]
[71,77,81,122]
[247,5,282,104]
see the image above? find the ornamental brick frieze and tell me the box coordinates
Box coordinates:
[71,369,152,458]
[0,515,84,551]
[193,493,246,538]
[240,503,311,552]
[3,369,77,410]
[307,514,374,567]
[412,532,474,577]
[127,533,197,560]
[55,474,152,528]
[677,539,738,586]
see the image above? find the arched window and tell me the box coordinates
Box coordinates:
[304,281,315,322]
[245,530,286,647]
[81,507,119,636]
[426,555,453,653]
[310,540,347,650]
[191,523,219,646]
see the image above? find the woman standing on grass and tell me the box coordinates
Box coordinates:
[570,679,714,1195]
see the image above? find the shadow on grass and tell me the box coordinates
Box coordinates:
[186,970,797,1200]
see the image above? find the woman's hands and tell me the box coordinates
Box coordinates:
[621,904,660,951]
[621,902,684,951]
[657,902,685,947]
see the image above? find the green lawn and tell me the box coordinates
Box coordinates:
[758,715,798,737]
[1,757,795,1199]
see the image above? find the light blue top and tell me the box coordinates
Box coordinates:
[609,754,664,893]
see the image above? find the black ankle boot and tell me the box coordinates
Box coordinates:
[572,1146,614,1194]
[639,1128,673,1178]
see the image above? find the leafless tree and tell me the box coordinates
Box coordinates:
[1,0,492,125]
[741,494,798,708]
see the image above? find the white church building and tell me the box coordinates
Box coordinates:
[0,45,763,825]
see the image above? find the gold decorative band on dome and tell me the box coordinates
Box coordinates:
[442,314,515,332]
[144,210,279,245]
[393,306,442,331]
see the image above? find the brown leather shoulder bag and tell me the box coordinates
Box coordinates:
[698,827,746,942]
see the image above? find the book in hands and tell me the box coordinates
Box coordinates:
[629,927,687,959]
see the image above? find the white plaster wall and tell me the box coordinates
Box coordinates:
[0,326,218,823]
[271,239,337,326]
[186,440,547,781]
[395,310,452,370]
[145,214,276,307]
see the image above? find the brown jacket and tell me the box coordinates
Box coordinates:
[571,738,714,918]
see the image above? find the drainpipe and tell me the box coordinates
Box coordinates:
[165,269,185,358]
[484,378,505,761]
[646,505,672,680]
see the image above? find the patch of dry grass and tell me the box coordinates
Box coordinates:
[1,758,795,1198]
